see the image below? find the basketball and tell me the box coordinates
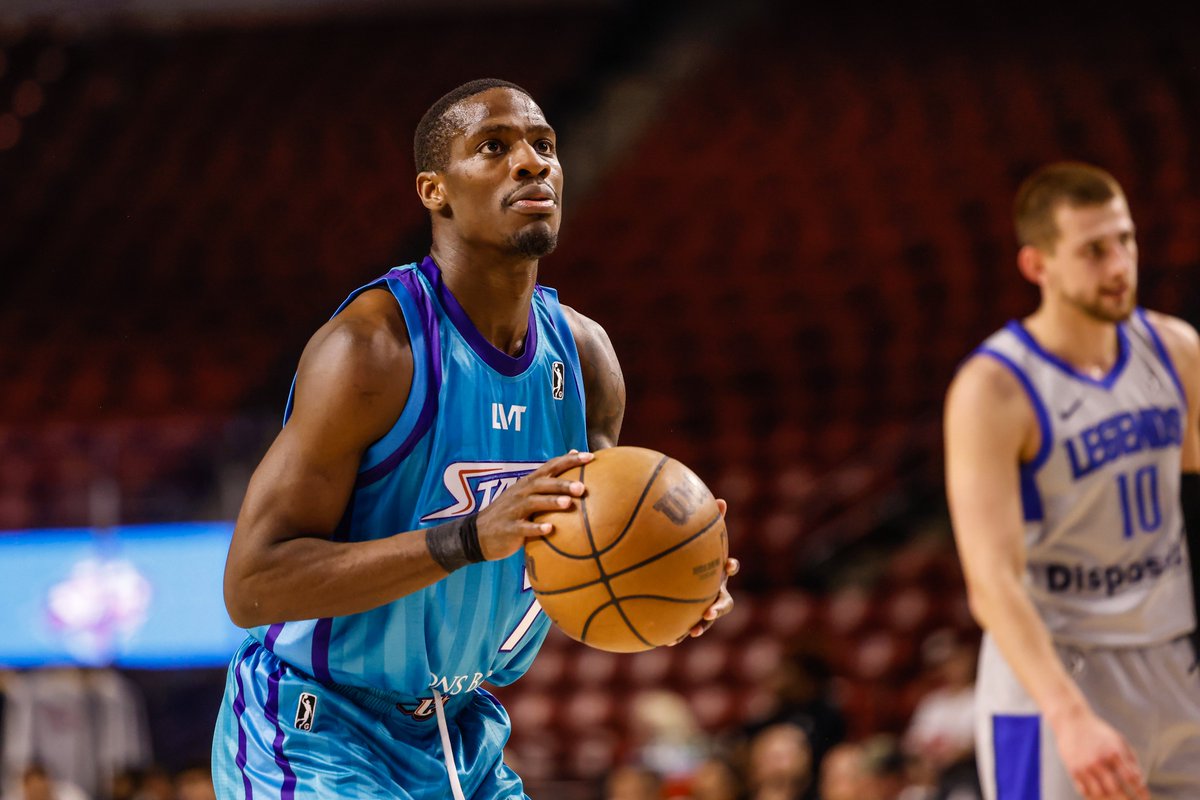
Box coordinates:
[525,446,728,653]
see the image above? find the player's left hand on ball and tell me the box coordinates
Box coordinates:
[671,499,737,645]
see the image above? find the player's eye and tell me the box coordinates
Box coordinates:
[478,140,504,155]
[534,139,555,156]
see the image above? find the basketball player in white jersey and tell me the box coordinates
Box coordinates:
[945,162,1200,799]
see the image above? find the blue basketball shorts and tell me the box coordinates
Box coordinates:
[212,638,527,800]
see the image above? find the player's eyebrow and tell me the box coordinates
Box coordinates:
[471,122,556,139]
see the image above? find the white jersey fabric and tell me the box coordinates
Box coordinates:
[977,308,1193,646]
[971,308,1200,799]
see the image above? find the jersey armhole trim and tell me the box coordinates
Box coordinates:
[974,347,1054,473]
[355,268,443,488]
[536,285,588,410]
[1135,307,1188,405]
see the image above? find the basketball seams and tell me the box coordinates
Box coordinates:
[528,511,725,597]
[594,455,671,557]
[579,461,654,649]
[603,511,723,582]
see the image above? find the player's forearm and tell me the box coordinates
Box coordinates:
[967,569,1090,722]
[224,528,447,628]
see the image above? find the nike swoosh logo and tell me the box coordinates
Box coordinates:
[1060,398,1084,420]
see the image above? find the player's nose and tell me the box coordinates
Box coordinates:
[510,140,552,181]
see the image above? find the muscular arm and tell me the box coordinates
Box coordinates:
[223,290,449,627]
[225,290,591,628]
[945,356,1145,799]
[562,305,626,451]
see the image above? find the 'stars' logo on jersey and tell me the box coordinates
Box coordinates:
[421,461,542,521]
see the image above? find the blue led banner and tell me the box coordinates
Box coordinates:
[0,522,246,668]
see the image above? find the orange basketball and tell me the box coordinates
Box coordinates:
[525,446,728,653]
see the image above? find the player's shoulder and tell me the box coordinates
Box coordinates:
[300,287,413,390]
[558,304,616,360]
[1142,308,1200,365]
[948,350,1031,408]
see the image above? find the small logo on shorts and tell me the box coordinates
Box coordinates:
[295,692,317,731]
[551,361,565,400]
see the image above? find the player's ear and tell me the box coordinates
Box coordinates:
[1017,244,1046,286]
[417,171,448,213]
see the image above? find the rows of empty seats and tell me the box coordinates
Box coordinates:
[493,545,976,781]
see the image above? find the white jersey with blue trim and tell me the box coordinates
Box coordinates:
[975,308,1194,647]
[249,257,589,716]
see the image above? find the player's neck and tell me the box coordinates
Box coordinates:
[1024,303,1121,376]
[429,244,538,357]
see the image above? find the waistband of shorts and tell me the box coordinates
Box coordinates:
[327,681,423,715]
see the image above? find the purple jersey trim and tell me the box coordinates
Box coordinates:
[418,256,538,377]
[233,643,258,800]
[355,268,444,489]
[265,664,298,800]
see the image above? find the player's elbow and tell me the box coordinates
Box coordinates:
[962,569,1019,632]
[223,552,275,629]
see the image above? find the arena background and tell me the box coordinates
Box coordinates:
[2,1,1198,797]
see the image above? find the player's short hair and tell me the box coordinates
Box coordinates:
[413,78,533,173]
[1013,162,1125,251]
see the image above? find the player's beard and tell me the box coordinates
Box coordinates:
[1071,289,1137,323]
[509,226,557,259]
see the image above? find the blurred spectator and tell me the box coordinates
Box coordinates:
[2,669,150,797]
[817,743,867,800]
[173,766,216,800]
[605,765,663,800]
[860,735,908,800]
[688,757,742,800]
[902,631,976,773]
[746,723,812,800]
[129,767,171,800]
[742,646,845,786]
[627,690,708,795]
[2,764,88,800]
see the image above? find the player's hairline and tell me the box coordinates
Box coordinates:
[413,79,538,173]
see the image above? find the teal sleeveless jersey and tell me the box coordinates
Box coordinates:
[249,257,588,716]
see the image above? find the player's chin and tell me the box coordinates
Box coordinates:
[508,224,559,259]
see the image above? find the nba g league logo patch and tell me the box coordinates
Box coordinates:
[551,361,565,400]
[295,692,317,731]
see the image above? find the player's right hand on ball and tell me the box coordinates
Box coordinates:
[475,451,593,562]
[1050,705,1148,800]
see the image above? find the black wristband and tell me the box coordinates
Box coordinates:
[426,514,484,573]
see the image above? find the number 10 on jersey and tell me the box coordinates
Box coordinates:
[1117,464,1162,538]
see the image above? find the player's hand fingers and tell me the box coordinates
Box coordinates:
[715,498,727,517]
[703,587,734,622]
[521,494,577,516]
[524,477,586,498]
[1113,751,1148,800]
[1090,761,1122,799]
[725,558,740,578]
[1073,769,1101,799]
[518,520,554,539]
[535,450,594,477]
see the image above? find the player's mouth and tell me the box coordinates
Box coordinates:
[506,184,558,214]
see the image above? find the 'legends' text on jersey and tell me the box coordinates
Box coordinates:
[251,258,588,714]
[975,310,1194,647]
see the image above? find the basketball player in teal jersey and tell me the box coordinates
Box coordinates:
[946,163,1200,799]
[211,79,738,799]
